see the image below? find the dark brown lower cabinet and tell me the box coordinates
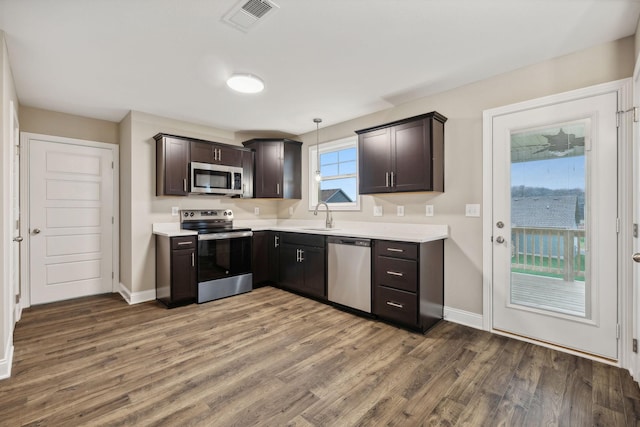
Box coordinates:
[278,232,326,299]
[156,235,197,308]
[372,239,443,332]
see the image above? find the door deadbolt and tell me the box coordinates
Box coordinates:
[496,221,504,229]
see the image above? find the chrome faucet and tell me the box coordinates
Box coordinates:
[314,202,333,228]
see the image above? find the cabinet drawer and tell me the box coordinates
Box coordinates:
[375,256,417,292]
[171,236,196,250]
[374,285,417,327]
[281,232,325,248]
[375,240,417,260]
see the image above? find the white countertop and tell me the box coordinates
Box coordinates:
[153,219,448,243]
[152,223,197,237]
[237,219,449,243]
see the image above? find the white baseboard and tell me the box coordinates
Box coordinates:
[118,283,155,305]
[0,339,14,380]
[443,306,484,330]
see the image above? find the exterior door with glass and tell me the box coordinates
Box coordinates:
[491,88,619,360]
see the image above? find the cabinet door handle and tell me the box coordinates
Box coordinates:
[274,235,279,248]
[217,148,221,161]
[387,248,404,253]
[385,172,390,188]
[295,249,300,262]
[386,301,404,309]
[390,171,395,187]
[386,271,403,277]
[191,253,195,267]
[177,241,192,246]
[183,178,187,192]
[300,249,304,262]
[276,183,280,195]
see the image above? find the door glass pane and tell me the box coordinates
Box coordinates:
[510,121,588,318]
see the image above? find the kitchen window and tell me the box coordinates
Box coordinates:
[309,136,360,211]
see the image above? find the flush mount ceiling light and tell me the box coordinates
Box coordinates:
[226,73,264,94]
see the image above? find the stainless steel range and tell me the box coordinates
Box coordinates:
[181,209,253,303]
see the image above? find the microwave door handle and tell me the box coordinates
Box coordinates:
[183,178,187,192]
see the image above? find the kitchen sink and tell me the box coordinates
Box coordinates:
[302,227,340,231]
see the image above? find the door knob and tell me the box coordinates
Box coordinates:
[633,253,640,263]
[32,228,41,234]
[13,236,23,242]
[495,236,505,244]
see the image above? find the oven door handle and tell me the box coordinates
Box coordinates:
[197,230,253,241]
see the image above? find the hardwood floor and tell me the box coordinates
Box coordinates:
[2,286,640,426]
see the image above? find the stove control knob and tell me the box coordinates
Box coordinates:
[190,212,194,217]
[183,212,188,217]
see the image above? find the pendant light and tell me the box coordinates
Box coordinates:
[313,118,322,182]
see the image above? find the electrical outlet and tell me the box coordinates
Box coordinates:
[425,205,434,217]
[373,206,383,217]
[254,207,260,216]
[288,206,294,216]
[465,204,481,217]
[171,206,179,216]
[397,206,405,217]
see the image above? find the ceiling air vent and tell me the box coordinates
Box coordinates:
[222,0,280,33]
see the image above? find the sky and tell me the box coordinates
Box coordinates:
[511,155,585,190]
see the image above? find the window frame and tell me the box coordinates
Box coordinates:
[308,135,360,211]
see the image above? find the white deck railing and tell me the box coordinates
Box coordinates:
[511,227,585,281]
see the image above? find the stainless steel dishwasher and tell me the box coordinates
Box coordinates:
[327,236,371,313]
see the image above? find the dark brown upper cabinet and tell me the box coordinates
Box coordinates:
[155,133,253,197]
[155,134,190,196]
[242,138,302,199]
[190,140,242,167]
[356,112,447,195]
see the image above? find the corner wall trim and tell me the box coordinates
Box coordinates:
[0,340,14,380]
[118,283,155,305]
[443,306,484,330]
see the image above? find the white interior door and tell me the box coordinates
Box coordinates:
[491,90,619,360]
[29,138,114,305]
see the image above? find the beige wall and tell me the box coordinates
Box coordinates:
[19,106,119,144]
[289,36,635,315]
[1,31,19,376]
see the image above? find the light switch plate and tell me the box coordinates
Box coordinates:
[465,204,481,217]
[425,205,434,217]
[373,206,383,217]
[397,206,405,216]
[254,207,260,216]
[171,206,179,216]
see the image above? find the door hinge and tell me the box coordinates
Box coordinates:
[617,324,621,339]
[617,107,639,127]
[633,338,638,353]
[112,272,114,279]
[111,161,114,169]
[112,216,114,224]
[616,218,620,233]
[634,223,638,238]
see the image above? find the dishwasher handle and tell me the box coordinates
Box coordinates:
[327,236,371,247]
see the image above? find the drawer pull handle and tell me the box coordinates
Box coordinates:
[387,248,404,253]
[386,301,404,309]
[177,241,192,246]
[386,271,403,277]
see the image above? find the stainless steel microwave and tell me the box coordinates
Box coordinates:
[190,162,243,196]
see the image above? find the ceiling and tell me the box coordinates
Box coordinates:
[1,0,639,136]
